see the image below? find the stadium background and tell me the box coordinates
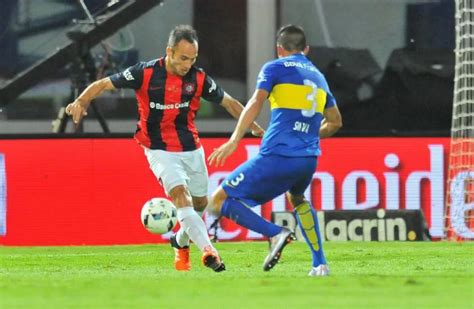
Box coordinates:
[0,0,460,244]
[0,0,454,134]
[1,1,473,308]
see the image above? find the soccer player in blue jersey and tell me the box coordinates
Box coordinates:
[208,25,342,276]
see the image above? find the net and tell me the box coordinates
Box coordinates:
[445,0,474,240]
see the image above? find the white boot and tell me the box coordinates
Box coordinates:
[308,264,330,276]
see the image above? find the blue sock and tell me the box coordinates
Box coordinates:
[294,202,327,267]
[221,198,282,237]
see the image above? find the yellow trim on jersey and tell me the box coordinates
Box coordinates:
[314,88,327,114]
[269,83,327,114]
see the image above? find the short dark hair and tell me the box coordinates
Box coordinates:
[167,25,198,48]
[276,25,307,52]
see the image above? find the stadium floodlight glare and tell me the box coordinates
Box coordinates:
[445,0,474,240]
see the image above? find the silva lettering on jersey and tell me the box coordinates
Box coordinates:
[283,61,317,72]
[149,101,190,110]
[293,121,310,133]
[123,69,135,81]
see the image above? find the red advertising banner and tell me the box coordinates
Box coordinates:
[0,137,450,245]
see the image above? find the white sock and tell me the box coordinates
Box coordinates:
[176,209,204,247]
[176,207,213,252]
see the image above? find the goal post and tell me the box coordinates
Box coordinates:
[445,0,474,240]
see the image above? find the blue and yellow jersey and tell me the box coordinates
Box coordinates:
[257,53,336,157]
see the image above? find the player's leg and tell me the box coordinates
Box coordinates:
[288,193,329,276]
[287,157,329,276]
[181,147,225,271]
[173,195,207,248]
[210,187,283,237]
[210,187,294,271]
[168,186,224,272]
[144,147,223,272]
[171,195,214,271]
[177,147,213,250]
[208,154,288,237]
[174,146,211,248]
[209,154,296,271]
[144,148,191,270]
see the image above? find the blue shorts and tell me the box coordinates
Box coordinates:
[222,154,318,207]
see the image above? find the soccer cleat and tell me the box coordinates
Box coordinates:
[201,246,226,272]
[262,227,296,271]
[170,234,191,271]
[308,264,330,277]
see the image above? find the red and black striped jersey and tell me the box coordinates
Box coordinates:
[109,57,224,151]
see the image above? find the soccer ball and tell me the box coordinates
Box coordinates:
[141,198,177,234]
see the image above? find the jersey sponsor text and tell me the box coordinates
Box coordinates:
[149,101,190,110]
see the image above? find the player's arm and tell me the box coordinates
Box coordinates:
[65,77,115,124]
[208,89,268,167]
[319,105,342,138]
[220,92,265,137]
[66,62,145,124]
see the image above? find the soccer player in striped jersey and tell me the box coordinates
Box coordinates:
[208,25,342,276]
[65,25,264,272]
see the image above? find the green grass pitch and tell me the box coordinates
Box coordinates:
[1,241,473,308]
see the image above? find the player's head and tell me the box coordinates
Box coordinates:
[166,25,199,76]
[276,25,309,58]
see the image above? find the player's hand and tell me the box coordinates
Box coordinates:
[251,125,265,137]
[65,100,88,124]
[208,140,238,167]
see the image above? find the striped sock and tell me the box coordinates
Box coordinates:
[294,201,327,267]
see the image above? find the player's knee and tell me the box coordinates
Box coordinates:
[287,192,305,208]
[208,188,227,216]
[169,185,192,208]
[192,196,208,212]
